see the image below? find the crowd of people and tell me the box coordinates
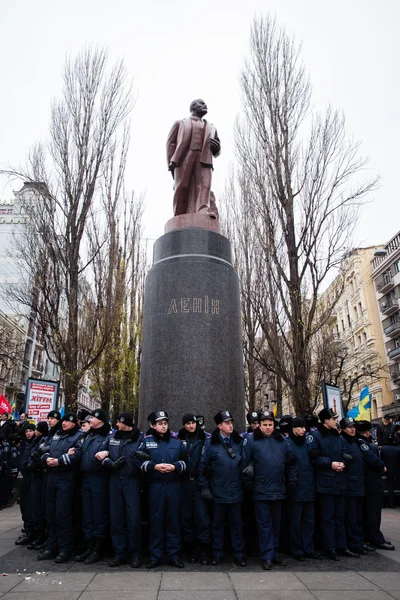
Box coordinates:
[0,406,399,571]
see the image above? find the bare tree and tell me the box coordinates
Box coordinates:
[233,15,378,414]
[0,313,24,392]
[1,47,134,408]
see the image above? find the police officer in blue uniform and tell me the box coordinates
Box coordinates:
[241,411,259,437]
[137,410,187,569]
[199,410,246,567]
[96,411,142,568]
[285,417,322,561]
[308,408,357,560]
[75,408,111,565]
[177,413,211,565]
[38,412,83,563]
[241,411,298,570]
[25,421,49,550]
[340,416,365,556]
[15,424,36,545]
[356,420,395,551]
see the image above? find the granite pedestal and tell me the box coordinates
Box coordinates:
[139,228,245,433]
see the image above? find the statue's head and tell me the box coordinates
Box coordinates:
[190,99,208,117]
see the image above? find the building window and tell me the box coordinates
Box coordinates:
[354,306,358,320]
[347,314,351,327]
[342,319,345,332]
[395,260,400,274]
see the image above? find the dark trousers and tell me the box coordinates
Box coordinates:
[1,475,16,506]
[289,501,315,556]
[148,481,181,562]
[254,500,282,561]
[110,476,141,560]
[319,494,346,551]
[82,473,109,541]
[212,502,244,559]
[243,489,259,554]
[20,473,33,529]
[31,473,46,533]
[345,496,364,550]
[46,472,76,555]
[180,478,211,545]
[363,493,385,546]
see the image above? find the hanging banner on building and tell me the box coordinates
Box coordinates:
[25,379,59,423]
[321,382,344,421]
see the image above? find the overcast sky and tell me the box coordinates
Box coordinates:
[1,0,399,249]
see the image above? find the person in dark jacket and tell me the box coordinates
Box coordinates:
[340,416,365,556]
[96,411,143,568]
[380,443,400,509]
[241,411,260,437]
[74,408,111,564]
[37,412,83,563]
[285,417,321,561]
[178,412,211,565]
[1,433,20,509]
[46,410,62,439]
[308,408,357,560]
[376,415,396,447]
[25,422,49,549]
[15,424,36,545]
[356,420,395,551]
[241,411,298,570]
[199,410,246,567]
[137,410,187,569]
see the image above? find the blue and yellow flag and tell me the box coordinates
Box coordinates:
[347,386,371,421]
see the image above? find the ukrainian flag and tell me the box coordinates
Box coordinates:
[347,386,371,421]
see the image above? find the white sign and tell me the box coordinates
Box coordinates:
[26,379,59,423]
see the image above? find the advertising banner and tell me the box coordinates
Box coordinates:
[322,382,344,421]
[25,379,59,423]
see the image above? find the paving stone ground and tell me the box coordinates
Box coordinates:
[1,505,400,599]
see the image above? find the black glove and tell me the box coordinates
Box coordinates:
[242,465,254,478]
[201,487,213,501]
[342,453,353,464]
[135,450,150,461]
[102,456,126,470]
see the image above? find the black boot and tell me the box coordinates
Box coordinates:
[84,539,102,565]
[27,531,46,550]
[74,541,93,562]
[199,542,210,566]
[16,530,36,546]
[187,540,197,564]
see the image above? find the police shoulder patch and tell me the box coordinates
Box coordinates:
[306,435,314,444]
[242,437,248,446]
[360,443,369,451]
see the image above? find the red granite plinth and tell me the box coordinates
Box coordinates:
[164,213,221,234]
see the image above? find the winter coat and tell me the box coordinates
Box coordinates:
[177,426,210,478]
[241,428,298,502]
[42,427,83,472]
[199,428,244,504]
[103,426,143,478]
[80,423,111,474]
[136,429,187,482]
[307,424,346,495]
[285,432,315,502]
[340,431,365,497]
[357,434,385,494]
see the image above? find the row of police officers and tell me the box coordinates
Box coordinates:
[8,405,396,570]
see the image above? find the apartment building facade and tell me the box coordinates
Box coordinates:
[371,231,400,418]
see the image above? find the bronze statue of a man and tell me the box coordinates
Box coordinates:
[166,99,221,217]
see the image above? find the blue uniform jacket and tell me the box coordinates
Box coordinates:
[137,429,187,482]
[42,427,83,471]
[80,423,111,474]
[357,434,385,494]
[7,444,21,476]
[340,431,365,497]
[199,428,244,504]
[241,428,298,501]
[102,426,143,477]
[177,426,210,478]
[285,432,314,502]
[307,424,346,495]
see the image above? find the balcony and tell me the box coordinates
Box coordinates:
[384,319,400,338]
[381,298,399,316]
[377,274,394,295]
[388,346,400,361]
[390,367,400,385]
